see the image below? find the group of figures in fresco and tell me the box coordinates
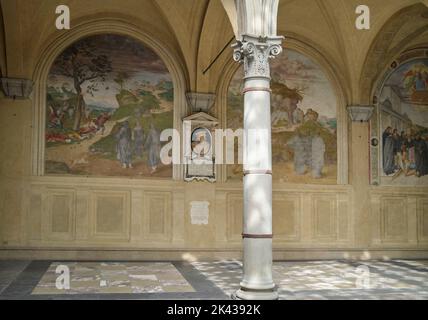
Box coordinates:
[380,58,428,182]
[383,127,428,178]
[47,106,111,138]
[115,121,161,172]
[45,34,173,177]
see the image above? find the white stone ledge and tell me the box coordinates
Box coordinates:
[369,186,428,195]
[28,175,185,190]
[216,183,352,193]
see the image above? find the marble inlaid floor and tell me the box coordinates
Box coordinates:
[1,260,428,299]
[32,262,195,295]
[191,260,428,300]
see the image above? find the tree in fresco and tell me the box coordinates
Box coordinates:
[114,71,129,92]
[51,38,113,130]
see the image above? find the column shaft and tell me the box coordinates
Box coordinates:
[232,37,282,300]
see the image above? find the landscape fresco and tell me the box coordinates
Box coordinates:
[227,49,337,184]
[380,58,428,185]
[45,34,173,178]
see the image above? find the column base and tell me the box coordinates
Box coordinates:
[232,288,279,300]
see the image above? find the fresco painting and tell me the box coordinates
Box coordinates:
[380,59,428,185]
[45,34,173,178]
[227,49,338,184]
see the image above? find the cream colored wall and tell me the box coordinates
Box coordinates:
[0,0,427,260]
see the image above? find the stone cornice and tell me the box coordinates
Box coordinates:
[0,77,33,99]
[347,104,374,122]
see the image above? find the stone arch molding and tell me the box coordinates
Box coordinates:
[360,3,428,104]
[216,34,349,185]
[31,18,189,180]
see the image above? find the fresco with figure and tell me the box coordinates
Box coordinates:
[227,49,337,184]
[379,58,428,185]
[45,34,173,178]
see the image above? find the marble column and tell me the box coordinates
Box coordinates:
[232,35,282,300]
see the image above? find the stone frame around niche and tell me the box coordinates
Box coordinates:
[183,112,219,183]
[370,47,428,186]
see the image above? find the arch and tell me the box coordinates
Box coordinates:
[215,34,349,184]
[196,0,234,93]
[360,3,428,104]
[31,17,189,180]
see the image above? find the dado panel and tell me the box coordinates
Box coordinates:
[28,192,42,241]
[225,188,352,246]
[381,197,408,243]
[142,192,172,242]
[1,189,22,245]
[311,195,337,241]
[418,199,428,243]
[272,193,301,242]
[226,193,243,242]
[370,190,425,247]
[43,189,75,241]
[90,191,130,241]
[3,178,425,259]
[308,193,351,245]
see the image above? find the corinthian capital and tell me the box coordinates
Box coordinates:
[232,34,283,79]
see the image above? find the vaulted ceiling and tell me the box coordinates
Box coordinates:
[0,0,427,103]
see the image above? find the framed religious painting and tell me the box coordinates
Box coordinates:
[370,48,428,186]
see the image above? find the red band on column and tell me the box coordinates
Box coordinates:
[242,233,273,239]
[242,87,272,94]
[243,170,272,176]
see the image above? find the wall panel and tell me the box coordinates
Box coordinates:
[28,192,42,241]
[44,189,75,241]
[418,199,428,243]
[90,191,130,241]
[380,197,408,243]
[273,193,301,242]
[142,192,172,241]
[226,193,243,242]
[311,195,337,241]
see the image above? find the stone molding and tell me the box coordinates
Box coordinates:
[185,92,216,113]
[347,105,374,122]
[1,77,33,99]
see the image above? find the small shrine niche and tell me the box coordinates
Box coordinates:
[183,112,219,182]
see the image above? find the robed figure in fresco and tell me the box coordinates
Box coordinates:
[116,121,133,169]
[145,123,161,174]
[415,134,428,177]
[288,133,311,175]
[311,133,325,179]
[383,130,395,175]
[133,121,145,159]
